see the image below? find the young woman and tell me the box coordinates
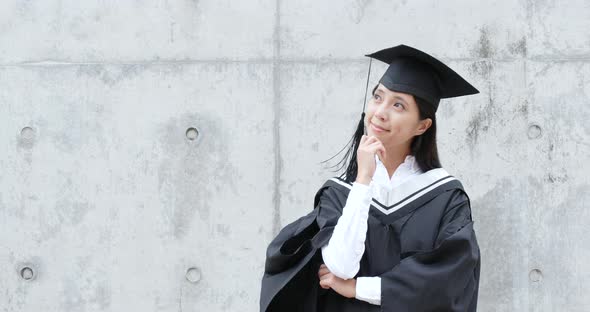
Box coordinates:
[260,45,481,312]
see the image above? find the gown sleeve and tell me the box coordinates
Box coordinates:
[379,189,481,312]
[259,184,345,312]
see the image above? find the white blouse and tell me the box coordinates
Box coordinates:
[320,154,423,305]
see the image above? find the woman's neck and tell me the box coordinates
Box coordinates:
[379,143,412,179]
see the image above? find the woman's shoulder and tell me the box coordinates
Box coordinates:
[312,176,353,207]
[426,167,471,211]
[423,166,468,189]
[418,166,471,208]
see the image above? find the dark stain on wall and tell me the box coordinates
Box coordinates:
[35,177,93,242]
[468,60,493,79]
[157,113,238,239]
[508,37,527,57]
[466,60,496,147]
[519,99,529,115]
[465,99,494,147]
[471,177,522,309]
[352,0,376,24]
[474,26,494,58]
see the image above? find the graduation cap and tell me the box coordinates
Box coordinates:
[362,44,479,112]
[356,44,479,135]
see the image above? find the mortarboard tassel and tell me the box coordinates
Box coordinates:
[361,57,372,135]
[347,57,372,180]
[321,58,372,182]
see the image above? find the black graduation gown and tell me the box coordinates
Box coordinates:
[260,168,481,312]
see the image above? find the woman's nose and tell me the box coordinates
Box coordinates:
[375,106,387,120]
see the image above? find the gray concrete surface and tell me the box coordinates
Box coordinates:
[1,0,589,311]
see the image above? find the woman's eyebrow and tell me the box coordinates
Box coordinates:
[375,89,408,104]
[393,95,408,104]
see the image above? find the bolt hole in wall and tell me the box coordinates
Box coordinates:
[527,124,542,139]
[18,265,36,281]
[529,268,543,282]
[20,127,35,140]
[185,267,201,283]
[185,127,199,141]
[18,126,37,149]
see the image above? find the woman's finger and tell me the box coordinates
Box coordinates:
[360,138,376,150]
[320,271,334,279]
[319,274,334,287]
[367,140,384,151]
[366,136,381,144]
[367,141,386,160]
[376,144,386,161]
[365,136,377,144]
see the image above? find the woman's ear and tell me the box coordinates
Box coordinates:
[415,118,432,135]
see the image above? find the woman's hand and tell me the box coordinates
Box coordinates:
[356,135,386,184]
[318,264,356,298]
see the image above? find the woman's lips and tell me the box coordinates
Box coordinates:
[370,122,389,132]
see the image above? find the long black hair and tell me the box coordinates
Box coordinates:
[320,85,442,182]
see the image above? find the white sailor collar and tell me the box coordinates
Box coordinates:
[332,163,456,215]
[373,154,423,189]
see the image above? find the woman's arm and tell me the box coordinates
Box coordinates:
[320,181,372,280]
[316,266,382,305]
[321,134,384,279]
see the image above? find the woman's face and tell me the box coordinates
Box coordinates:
[364,83,432,149]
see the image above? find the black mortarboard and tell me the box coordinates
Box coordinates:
[363,44,479,112]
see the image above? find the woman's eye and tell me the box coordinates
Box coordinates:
[373,94,381,100]
[394,102,404,109]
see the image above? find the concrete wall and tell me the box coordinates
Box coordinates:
[1,1,588,311]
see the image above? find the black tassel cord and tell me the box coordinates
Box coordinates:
[321,58,373,182]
